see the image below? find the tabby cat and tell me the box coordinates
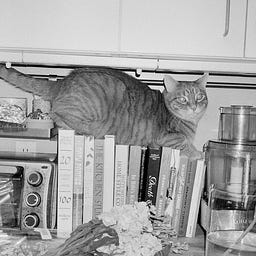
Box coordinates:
[0,64,208,158]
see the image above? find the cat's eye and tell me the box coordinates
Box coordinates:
[177,97,187,104]
[196,93,205,102]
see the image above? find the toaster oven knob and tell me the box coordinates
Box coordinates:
[24,214,40,228]
[25,192,41,207]
[27,171,43,186]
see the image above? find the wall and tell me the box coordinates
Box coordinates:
[195,88,256,150]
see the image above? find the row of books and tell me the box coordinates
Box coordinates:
[56,129,205,238]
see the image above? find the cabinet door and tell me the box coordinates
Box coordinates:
[0,0,119,52]
[120,0,246,57]
[245,0,256,58]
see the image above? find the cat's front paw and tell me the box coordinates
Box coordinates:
[181,148,204,160]
[189,150,204,160]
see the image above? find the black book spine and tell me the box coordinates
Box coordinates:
[138,147,148,201]
[143,147,162,206]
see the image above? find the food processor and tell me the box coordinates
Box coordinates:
[201,105,256,231]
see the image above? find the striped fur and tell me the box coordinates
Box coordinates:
[0,65,208,158]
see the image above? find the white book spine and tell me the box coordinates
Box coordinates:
[114,144,129,207]
[186,159,206,237]
[164,149,180,217]
[72,135,85,230]
[155,146,173,217]
[126,145,142,205]
[57,129,75,238]
[82,136,94,223]
[103,135,115,213]
[92,139,104,217]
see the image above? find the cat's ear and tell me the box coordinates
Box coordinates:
[163,75,178,93]
[196,73,208,88]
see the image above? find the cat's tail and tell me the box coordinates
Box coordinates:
[0,64,56,101]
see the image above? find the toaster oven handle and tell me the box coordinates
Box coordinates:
[0,165,21,175]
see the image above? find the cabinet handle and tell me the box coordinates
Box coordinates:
[223,0,230,37]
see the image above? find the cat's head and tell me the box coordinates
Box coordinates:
[163,73,208,123]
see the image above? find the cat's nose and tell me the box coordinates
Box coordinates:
[191,105,197,111]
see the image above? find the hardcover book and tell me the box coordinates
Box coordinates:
[171,155,189,233]
[164,149,181,218]
[72,134,85,230]
[57,129,75,238]
[103,135,115,212]
[93,138,104,218]
[114,144,129,207]
[126,145,142,205]
[83,136,94,223]
[178,159,197,236]
[155,146,173,217]
[186,159,206,238]
[143,146,162,206]
[138,146,148,202]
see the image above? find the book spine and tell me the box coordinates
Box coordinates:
[92,139,104,218]
[126,145,142,205]
[103,135,115,213]
[143,147,162,206]
[186,159,206,238]
[72,135,85,230]
[138,147,148,202]
[82,136,94,224]
[57,129,75,238]
[178,159,197,236]
[155,146,173,217]
[164,149,180,218]
[171,155,189,233]
[114,144,129,207]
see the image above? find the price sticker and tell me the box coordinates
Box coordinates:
[59,193,72,208]
[58,150,73,169]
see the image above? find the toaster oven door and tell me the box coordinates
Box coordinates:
[0,165,23,228]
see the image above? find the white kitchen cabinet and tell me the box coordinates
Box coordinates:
[245,0,256,58]
[120,0,247,58]
[0,0,120,52]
